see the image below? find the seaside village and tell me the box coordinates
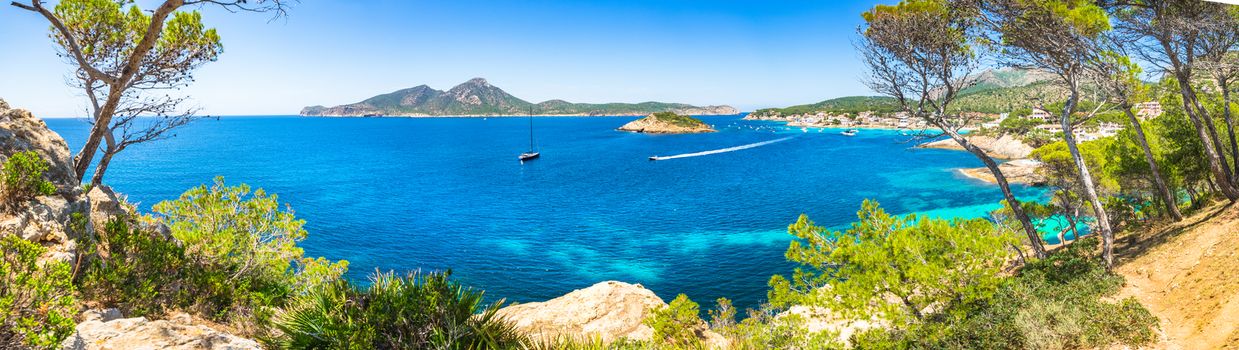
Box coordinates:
[769,101,1163,140]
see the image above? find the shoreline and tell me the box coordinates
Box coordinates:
[300,113,748,118]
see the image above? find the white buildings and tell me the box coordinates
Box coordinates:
[1029,108,1053,121]
[1134,102,1162,120]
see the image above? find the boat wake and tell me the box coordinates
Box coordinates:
[650,136,795,161]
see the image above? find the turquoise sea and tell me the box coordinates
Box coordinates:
[46,115,1049,311]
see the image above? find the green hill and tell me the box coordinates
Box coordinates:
[750,68,1061,118]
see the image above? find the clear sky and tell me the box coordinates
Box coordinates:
[0,0,884,117]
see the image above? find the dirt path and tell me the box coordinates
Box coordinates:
[1113,203,1239,349]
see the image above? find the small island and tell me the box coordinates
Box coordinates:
[617,112,716,134]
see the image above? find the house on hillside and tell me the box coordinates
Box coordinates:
[1029,108,1053,122]
[1134,102,1162,120]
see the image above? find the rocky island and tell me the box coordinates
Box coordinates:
[301,78,738,117]
[617,112,716,134]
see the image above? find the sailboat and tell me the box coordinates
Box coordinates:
[519,107,540,162]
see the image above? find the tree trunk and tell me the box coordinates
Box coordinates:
[940,125,1047,258]
[89,150,115,187]
[1059,90,1115,268]
[1122,106,1183,221]
[1158,38,1239,201]
[69,0,185,182]
[1177,82,1239,200]
[1220,77,1238,179]
[72,89,123,181]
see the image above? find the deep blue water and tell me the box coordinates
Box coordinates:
[46,115,1046,311]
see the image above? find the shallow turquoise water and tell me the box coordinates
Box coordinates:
[46,115,1050,311]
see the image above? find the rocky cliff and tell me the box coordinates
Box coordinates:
[617,112,716,134]
[301,78,738,117]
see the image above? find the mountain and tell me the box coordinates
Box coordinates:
[301,78,738,117]
[747,68,1061,118]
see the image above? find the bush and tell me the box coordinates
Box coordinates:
[263,270,527,349]
[0,235,77,350]
[76,178,347,334]
[77,218,190,318]
[643,294,705,348]
[769,200,1014,327]
[851,237,1159,349]
[0,151,57,211]
[711,302,843,350]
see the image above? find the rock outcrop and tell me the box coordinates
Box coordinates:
[496,281,723,346]
[61,309,260,350]
[617,113,716,134]
[958,159,1046,186]
[497,281,665,343]
[918,134,1034,160]
[0,98,79,194]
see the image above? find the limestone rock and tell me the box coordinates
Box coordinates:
[1,195,84,242]
[496,281,667,343]
[86,185,132,227]
[61,310,260,350]
[617,113,716,134]
[0,98,80,194]
[918,134,1034,160]
[959,159,1046,186]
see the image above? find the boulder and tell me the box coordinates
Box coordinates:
[496,281,725,347]
[497,281,665,343]
[86,185,132,229]
[0,98,80,194]
[61,310,260,350]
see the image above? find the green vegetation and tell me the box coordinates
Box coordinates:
[751,96,900,118]
[263,270,526,350]
[851,237,1157,349]
[0,235,76,350]
[78,219,190,318]
[0,151,56,211]
[644,294,706,348]
[649,112,710,128]
[751,71,1064,119]
[76,177,346,334]
[770,200,1013,327]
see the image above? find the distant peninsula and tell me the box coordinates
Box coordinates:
[617,112,716,134]
[301,78,738,117]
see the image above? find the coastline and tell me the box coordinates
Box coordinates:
[301,113,747,118]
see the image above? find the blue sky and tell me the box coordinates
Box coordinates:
[0,0,883,117]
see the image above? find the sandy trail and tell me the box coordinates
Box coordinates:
[1113,203,1239,349]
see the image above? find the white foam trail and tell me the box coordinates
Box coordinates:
[651,136,795,160]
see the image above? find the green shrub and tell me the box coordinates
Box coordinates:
[76,178,347,335]
[643,294,705,348]
[851,237,1159,349]
[77,218,190,318]
[0,235,77,350]
[711,303,843,350]
[150,177,347,325]
[1,151,57,211]
[263,270,527,350]
[769,200,1014,327]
